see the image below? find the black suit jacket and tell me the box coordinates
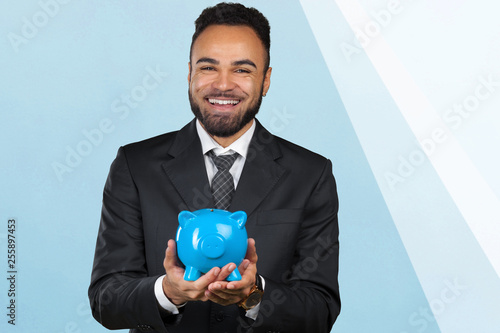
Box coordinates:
[89,119,340,333]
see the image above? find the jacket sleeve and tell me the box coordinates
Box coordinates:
[246,159,340,333]
[88,147,176,332]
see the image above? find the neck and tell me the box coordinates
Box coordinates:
[205,119,254,148]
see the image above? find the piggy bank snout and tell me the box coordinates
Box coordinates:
[200,234,226,259]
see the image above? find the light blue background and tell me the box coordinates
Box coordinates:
[1,1,498,332]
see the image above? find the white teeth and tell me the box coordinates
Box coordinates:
[208,99,240,105]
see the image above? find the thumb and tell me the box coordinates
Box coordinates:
[245,238,258,263]
[163,239,178,270]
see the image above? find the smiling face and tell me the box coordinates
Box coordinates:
[188,24,271,142]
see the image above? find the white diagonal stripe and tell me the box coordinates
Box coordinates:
[331,0,500,278]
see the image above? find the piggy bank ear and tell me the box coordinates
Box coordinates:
[229,211,247,229]
[178,211,197,228]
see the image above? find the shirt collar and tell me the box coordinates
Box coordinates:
[196,119,256,159]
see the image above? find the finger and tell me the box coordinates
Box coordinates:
[207,288,231,299]
[245,238,258,263]
[210,285,242,296]
[215,262,237,281]
[165,239,176,263]
[208,281,226,291]
[206,288,238,305]
[237,259,250,273]
[193,266,221,289]
[205,289,231,305]
[163,239,177,270]
[226,279,250,291]
[227,263,256,290]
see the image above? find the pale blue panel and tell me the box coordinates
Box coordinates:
[0,0,448,332]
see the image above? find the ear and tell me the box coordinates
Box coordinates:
[263,67,272,96]
[229,211,247,229]
[187,62,192,84]
[178,211,197,228]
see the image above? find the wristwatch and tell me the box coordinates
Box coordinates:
[238,273,264,310]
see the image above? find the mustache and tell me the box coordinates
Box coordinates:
[204,90,245,99]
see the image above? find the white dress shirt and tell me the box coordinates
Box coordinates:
[197,119,255,188]
[154,119,263,320]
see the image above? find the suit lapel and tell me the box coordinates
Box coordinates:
[230,120,286,216]
[161,120,213,211]
[162,119,286,215]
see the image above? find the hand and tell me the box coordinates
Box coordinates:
[205,238,259,306]
[162,239,221,305]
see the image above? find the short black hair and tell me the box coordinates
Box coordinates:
[190,2,271,71]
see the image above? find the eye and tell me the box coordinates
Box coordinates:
[201,66,215,71]
[236,68,251,73]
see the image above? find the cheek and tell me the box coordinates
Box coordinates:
[237,79,261,99]
[191,75,211,93]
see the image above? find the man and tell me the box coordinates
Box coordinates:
[89,3,340,333]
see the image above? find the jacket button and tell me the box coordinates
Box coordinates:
[137,324,152,331]
[215,311,225,322]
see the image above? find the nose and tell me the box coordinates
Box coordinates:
[200,234,226,259]
[212,71,236,92]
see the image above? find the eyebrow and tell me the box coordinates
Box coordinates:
[232,59,257,69]
[196,57,257,69]
[196,57,219,65]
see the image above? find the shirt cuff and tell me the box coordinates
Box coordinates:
[154,275,185,314]
[244,275,266,320]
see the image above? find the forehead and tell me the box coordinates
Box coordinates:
[191,25,266,67]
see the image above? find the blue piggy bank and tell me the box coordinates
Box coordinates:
[176,208,248,281]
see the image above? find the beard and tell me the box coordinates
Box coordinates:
[189,86,263,138]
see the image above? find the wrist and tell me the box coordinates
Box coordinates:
[168,295,186,307]
[238,273,264,310]
[162,276,186,306]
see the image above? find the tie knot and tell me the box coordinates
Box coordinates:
[208,150,238,171]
